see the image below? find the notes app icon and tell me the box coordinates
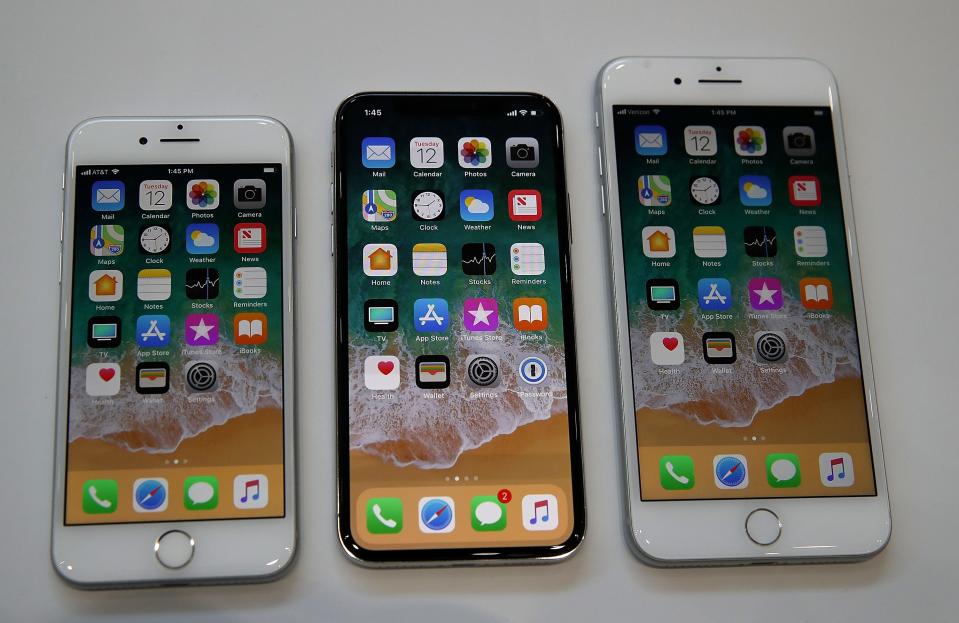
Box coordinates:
[233,474,269,509]
[412,243,447,276]
[692,226,727,258]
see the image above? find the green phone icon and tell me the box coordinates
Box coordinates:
[366,497,403,534]
[659,455,695,490]
[183,476,219,510]
[766,453,801,488]
[82,479,118,514]
[471,496,507,531]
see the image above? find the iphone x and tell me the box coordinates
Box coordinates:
[597,58,890,564]
[334,93,585,565]
[52,117,296,586]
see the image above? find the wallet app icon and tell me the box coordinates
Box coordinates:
[362,137,396,168]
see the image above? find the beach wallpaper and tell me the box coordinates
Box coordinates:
[65,163,285,524]
[612,105,876,500]
[342,99,577,549]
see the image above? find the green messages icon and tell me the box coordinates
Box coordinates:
[766,453,801,488]
[471,496,507,531]
[184,476,219,510]
[367,497,403,534]
[82,479,118,514]
[659,455,695,490]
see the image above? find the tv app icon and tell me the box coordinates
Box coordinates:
[415,355,450,389]
[136,362,169,394]
[646,279,679,310]
[87,316,121,348]
[364,299,398,332]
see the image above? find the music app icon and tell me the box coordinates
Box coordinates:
[522,493,559,531]
[233,474,269,509]
[818,452,855,488]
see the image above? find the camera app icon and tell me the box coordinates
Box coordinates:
[234,178,266,210]
[505,137,539,168]
[782,126,816,157]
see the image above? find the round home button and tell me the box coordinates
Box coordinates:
[154,530,195,569]
[745,508,782,546]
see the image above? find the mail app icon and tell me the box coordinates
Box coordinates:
[92,180,125,211]
[634,125,668,156]
[362,137,396,169]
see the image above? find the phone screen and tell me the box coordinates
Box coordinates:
[337,94,583,557]
[64,164,286,524]
[610,106,876,501]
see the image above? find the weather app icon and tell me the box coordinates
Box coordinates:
[460,189,494,221]
[739,175,772,206]
[186,223,219,254]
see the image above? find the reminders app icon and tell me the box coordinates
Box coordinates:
[362,137,396,168]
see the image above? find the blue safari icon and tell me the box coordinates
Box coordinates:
[419,497,455,533]
[697,278,732,311]
[714,455,749,489]
[133,477,168,512]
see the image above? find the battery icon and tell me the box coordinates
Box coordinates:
[530,110,538,117]
[263,167,275,173]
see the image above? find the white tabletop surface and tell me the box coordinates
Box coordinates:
[1,1,957,620]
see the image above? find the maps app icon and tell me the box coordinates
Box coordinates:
[362,189,397,222]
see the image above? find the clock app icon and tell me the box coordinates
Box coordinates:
[690,176,721,206]
[140,225,171,254]
[412,191,445,221]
